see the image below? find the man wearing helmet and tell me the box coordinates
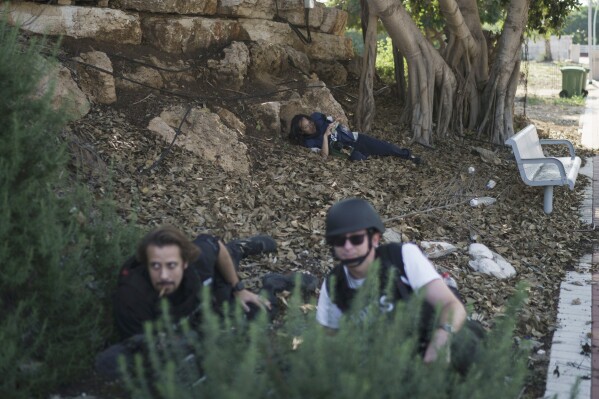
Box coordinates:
[316,198,467,364]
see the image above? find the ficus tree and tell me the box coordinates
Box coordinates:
[354,0,580,145]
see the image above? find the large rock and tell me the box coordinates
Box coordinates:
[320,7,348,35]
[279,78,347,137]
[141,16,241,53]
[277,0,324,29]
[250,102,281,135]
[311,60,347,85]
[36,61,90,121]
[217,0,275,19]
[8,3,141,44]
[116,66,164,91]
[119,0,217,14]
[239,18,353,62]
[207,41,250,89]
[73,51,116,104]
[214,107,246,135]
[147,106,250,174]
[420,241,458,259]
[249,40,293,76]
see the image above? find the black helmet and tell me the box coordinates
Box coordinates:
[325,198,385,238]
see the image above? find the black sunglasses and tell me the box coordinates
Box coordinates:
[329,233,367,247]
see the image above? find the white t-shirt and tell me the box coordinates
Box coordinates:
[316,243,441,329]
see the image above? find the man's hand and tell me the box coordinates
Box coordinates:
[423,327,451,364]
[234,289,271,312]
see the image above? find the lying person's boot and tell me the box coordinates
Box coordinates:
[410,155,423,165]
[230,235,277,258]
[262,272,319,297]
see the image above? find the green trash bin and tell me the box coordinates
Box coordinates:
[581,68,590,96]
[559,66,586,98]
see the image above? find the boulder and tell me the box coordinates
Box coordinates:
[116,66,164,91]
[279,78,347,135]
[320,7,348,35]
[277,0,324,29]
[311,60,347,85]
[214,107,246,135]
[148,106,250,174]
[468,243,516,279]
[250,102,281,135]
[73,51,116,104]
[207,41,250,90]
[8,3,141,44]
[301,32,354,61]
[35,61,90,121]
[119,0,217,14]
[285,46,311,75]
[249,40,290,76]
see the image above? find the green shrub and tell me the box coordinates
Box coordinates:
[0,19,139,397]
[122,270,529,399]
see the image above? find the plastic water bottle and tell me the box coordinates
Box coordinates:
[469,197,496,207]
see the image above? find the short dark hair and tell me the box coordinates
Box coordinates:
[136,226,201,266]
[289,114,311,145]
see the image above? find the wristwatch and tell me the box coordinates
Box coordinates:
[438,323,455,334]
[232,280,245,292]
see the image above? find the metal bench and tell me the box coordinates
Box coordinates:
[505,124,581,214]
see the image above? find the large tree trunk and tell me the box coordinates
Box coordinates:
[478,0,529,144]
[356,0,528,146]
[357,0,456,144]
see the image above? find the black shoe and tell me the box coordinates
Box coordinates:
[262,272,318,295]
[230,235,277,258]
[410,155,422,165]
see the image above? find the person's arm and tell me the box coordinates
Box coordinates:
[320,122,336,159]
[422,279,467,363]
[215,240,271,311]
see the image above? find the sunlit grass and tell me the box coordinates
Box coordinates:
[524,94,586,107]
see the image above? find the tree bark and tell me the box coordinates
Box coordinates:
[478,0,529,144]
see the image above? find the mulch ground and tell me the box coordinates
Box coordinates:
[59,67,597,398]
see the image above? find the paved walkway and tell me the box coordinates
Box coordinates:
[543,82,597,399]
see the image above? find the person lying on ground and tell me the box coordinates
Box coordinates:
[289,112,422,164]
[95,226,276,378]
[316,198,468,365]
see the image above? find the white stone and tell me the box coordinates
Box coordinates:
[8,3,141,44]
[383,229,403,243]
[250,102,281,135]
[468,243,493,259]
[468,243,516,279]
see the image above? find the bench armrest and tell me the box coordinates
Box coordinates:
[539,139,576,159]
[519,157,568,180]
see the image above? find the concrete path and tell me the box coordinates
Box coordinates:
[543,82,597,399]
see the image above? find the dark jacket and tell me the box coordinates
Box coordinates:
[113,234,220,340]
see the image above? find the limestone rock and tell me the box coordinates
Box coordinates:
[383,228,404,243]
[285,46,311,75]
[250,102,281,135]
[277,0,324,29]
[279,78,347,135]
[249,40,291,76]
[207,41,250,89]
[36,61,90,121]
[217,0,276,20]
[116,66,164,91]
[420,241,458,259]
[302,32,354,61]
[237,18,299,47]
[311,61,347,85]
[148,106,250,174]
[74,51,116,104]
[468,243,517,279]
[320,6,348,35]
[119,0,217,14]
[214,107,246,135]
[8,3,141,44]
[141,16,240,53]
